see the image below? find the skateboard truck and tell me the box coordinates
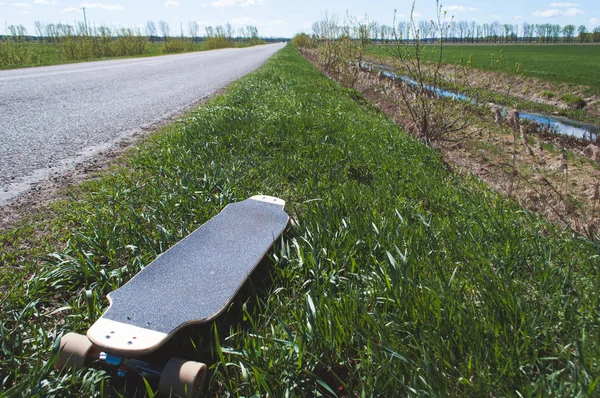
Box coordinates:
[54,195,289,397]
[56,332,206,397]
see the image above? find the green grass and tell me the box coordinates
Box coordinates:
[560,93,587,109]
[1,44,600,396]
[368,44,600,95]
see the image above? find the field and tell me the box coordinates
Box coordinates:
[0,39,265,70]
[368,44,600,94]
[1,45,600,396]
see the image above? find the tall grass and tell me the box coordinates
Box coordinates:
[1,45,599,396]
[52,27,148,61]
[0,27,42,67]
[161,38,195,54]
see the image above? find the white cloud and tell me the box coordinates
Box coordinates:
[444,5,478,12]
[62,6,81,13]
[534,9,561,17]
[266,20,286,26]
[591,17,600,26]
[229,17,257,26]
[81,3,124,11]
[533,8,583,17]
[211,0,264,8]
[563,8,584,16]
[13,2,32,7]
[165,0,179,7]
[514,15,523,20]
[549,2,578,7]
[34,0,57,5]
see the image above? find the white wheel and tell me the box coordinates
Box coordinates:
[289,217,299,229]
[158,358,207,398]
[55,332,94,371]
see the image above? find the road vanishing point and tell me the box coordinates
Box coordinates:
[0,43,286,207]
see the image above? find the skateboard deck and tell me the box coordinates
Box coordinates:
[86,195,289,355]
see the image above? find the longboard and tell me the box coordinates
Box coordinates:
[56,195,289,397]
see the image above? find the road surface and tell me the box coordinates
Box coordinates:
[0,43,285,206]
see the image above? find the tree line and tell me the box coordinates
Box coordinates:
[3,20,261,44]
[313,18,600,44]
[1,20,265,67]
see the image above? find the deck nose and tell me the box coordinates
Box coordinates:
[250,195,285,207]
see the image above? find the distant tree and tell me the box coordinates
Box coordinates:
[503,24,513,42]
[205,26,215,38]
[34,20,45,41]
[188,21,199,42]
[458,21,469,43]
[358,22,370,46]
[577,25,587,42]
[418,20,431,41]
[225,23,234,39]
[535,24,546,42]
[469,21,477,42]
[159,20,170,39]
[312,21,321,39]
[371,21,380,41]
[381,24,391,43]
[522,22,531,42]
[594,26,600,43]
[481,23,490,42]
[551,24,561,42]
[563,24,575,43]
[448,21,457,42]
[8,25,27,38]
[215,25,226,38]
[491,21,501,42]
[46,23,57,41]
[146,21,157,42]
[245,25,259,40]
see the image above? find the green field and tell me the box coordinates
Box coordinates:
[369,44,600,94]
[1,45,600,396]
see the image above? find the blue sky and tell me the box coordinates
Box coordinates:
[1,0,599,38]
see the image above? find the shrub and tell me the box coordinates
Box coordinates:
[162,38,194,54]
[203,37,235,50]
[291,33,313,50]
[560,93,587,109]
[541,90,555,99]
[0,25,42,67]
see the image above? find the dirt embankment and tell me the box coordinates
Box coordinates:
[302,49,600,239]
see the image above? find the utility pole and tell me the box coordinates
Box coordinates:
[82,7,88,36]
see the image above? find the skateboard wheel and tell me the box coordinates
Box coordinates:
[158,358,207,398]
[55,332,94,371]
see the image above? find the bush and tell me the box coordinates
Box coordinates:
[290,33,313,50]
[540,90,555,99]
[162,38,194,54]
[203,37,235,50]
[0,38,42,67]
[560,93,587,109]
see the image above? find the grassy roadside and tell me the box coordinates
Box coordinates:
[0,40,266,70]
[1,44,600,396]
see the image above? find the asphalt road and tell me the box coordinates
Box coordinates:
[0,43,285,206]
